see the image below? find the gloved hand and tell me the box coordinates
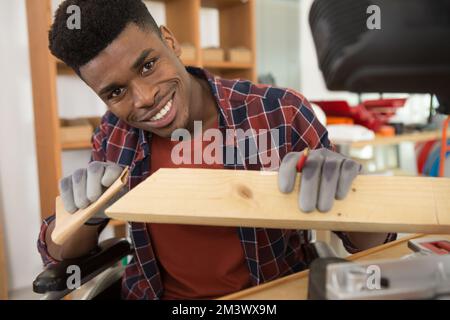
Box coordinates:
[59,161,125,224]
[278,148,362,213]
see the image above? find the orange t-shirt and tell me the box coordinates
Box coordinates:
[148,121,251,300]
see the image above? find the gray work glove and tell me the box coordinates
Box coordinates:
[278,148,362,213]
[59,161,125,224]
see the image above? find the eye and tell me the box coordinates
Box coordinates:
[109,88,125,99]
[142,60,156,75]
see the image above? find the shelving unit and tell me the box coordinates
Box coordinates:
[345,130,447,148]
[25,0,256,221]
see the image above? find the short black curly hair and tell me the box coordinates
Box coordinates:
[49,0,161,75]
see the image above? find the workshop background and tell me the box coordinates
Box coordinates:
[0,0,445,299]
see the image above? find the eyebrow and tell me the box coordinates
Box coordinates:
[131,48,153,71]
[99,83,121,97]
[98,49,154,97]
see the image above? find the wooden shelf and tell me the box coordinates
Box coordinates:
[203,61,253,69]
[346,130,445,148]
[57,59,253,73]
[60,117,101,150]
[202,0,248,9]
[56,60,73,75]
[182,59,199,67]
[152,0,247,6]
[61,140,92,150]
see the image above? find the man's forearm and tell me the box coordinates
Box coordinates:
[45,220,101,261]
[346,232,389,251]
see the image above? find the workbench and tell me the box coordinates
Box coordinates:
[219,233,450,300]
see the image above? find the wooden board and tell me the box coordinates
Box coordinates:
[220,233,450,300]
[106,168,450,234]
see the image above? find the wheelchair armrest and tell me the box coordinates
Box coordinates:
[305,241,344,299]
[303,241,338,267]
[33,238,132,294]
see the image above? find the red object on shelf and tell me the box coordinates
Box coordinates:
[362,98,406,109]
[312,98,406,132]
[362,98,406,124]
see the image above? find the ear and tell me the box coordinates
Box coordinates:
[159,25,182,58]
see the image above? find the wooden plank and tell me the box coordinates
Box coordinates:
[220,233,435,300]
[26,0,62,219]
[106,168,450,234]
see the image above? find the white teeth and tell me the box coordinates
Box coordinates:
[150,99,172,121]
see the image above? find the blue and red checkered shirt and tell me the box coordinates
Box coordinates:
[38,67,395,299]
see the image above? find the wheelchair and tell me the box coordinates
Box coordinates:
[33,238,132,300]
[33,237,333,300]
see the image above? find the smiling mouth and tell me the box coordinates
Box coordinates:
[138,91,175,122]
[139,90,178,129]
[149,98,173,121]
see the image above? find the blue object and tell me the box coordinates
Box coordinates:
[423,140,450,177]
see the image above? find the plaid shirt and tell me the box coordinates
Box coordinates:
[38,67,396,300]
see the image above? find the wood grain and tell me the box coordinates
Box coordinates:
[106,168,450,234]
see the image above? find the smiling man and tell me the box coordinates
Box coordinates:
[38,0,396,300]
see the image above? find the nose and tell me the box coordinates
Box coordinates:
[131,79,160,110]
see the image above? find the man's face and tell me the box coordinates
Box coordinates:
[80,23,192,138]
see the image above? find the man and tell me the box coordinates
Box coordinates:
[38,0,396,300]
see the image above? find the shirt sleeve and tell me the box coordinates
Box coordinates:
[289,92,335,153]
[36,115,110,266]
[91,113,110,162]
[289,93,397,253]
[37,215,59,267]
